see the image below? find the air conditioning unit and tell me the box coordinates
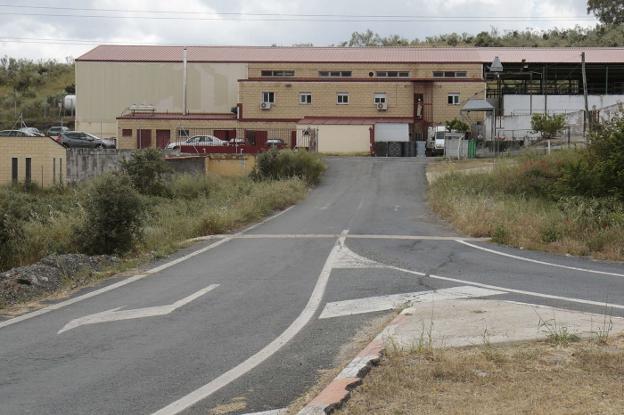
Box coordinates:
[376,102,388,111]
[260,102,272,110]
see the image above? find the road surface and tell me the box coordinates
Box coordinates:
[2,157,623,415]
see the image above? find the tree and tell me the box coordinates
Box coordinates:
[121,149,172,196]
[531,113,566,141]
[445,118,470,133]
[588,0,624,25]
[341,30,383,47]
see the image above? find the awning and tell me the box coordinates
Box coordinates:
[461,99,494,112]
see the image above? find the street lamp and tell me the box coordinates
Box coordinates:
[488,56,504,154]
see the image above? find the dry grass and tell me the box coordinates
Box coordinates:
[337,336,624,415]
[427,156,624,261]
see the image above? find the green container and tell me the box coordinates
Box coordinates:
[468,140,477,159]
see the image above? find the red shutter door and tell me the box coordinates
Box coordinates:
[156,130,170,149]
[137,129,152,148]
[290,130,297,148]
[255,131,268,147]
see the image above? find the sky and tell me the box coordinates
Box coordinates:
[0,0,598,61]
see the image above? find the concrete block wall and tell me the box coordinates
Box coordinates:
[65,148,134,183]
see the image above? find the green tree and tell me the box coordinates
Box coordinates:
[121,149,172,196]
[77,174,145,255]
[445,118,470,133]
[588,0,624,25]
[531,113,566,141]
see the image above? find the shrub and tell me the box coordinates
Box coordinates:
[531,113,566,141]
[445,118,470,133]
[253,149,326,185]
[0,211,25,270]
[586,115,624,200]
[76,174,145,255]
[121,149,172,196]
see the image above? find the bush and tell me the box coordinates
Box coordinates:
[585,115,624,200]
[531,113,566,141]
[121,149,172,196]
[253,149,326,185]
[76,174,145,255]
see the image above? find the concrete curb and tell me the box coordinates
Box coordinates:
[296,311,411,415]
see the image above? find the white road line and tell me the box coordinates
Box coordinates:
[150,230,350,415]
[457,240,624,278]
[57,284,219,334]
[386,265,624,311]
[0,206,295,330]
[190,234,489,241]
[241,409,287,415]
[350,234,489,241]
[319,286,505,319]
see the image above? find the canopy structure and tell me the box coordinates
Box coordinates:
[461,99,495,112]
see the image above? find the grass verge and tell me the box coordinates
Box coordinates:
[427,152,624,261]
[337,335,624,415]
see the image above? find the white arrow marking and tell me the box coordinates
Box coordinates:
[319,286,505,319]
[58,284,219,334]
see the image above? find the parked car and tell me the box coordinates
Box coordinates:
[228,138,246,145]
[166,135,228,150]
[0,130,30,137]
[47,126,70,137]
[19,127,44,136]
[266,138,285,148]
[59,131,116,149]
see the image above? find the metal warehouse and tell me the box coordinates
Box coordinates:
[74,45,624,153]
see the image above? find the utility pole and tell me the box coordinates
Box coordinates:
[582,52,590,139]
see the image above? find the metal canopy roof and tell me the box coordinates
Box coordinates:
[461,99,495,112]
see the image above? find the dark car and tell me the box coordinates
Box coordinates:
[59,131,116,149]
[47,126,70,137]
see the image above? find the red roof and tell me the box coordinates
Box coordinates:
[298,117,413,125]
[77,45,624,64]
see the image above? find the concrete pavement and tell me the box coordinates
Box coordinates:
[1,157,623,415]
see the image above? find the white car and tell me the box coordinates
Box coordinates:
[166,135,228,150]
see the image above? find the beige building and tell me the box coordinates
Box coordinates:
[75,45,624,153]
[0,137,66,187]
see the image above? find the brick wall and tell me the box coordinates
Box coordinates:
[431,82,487,124]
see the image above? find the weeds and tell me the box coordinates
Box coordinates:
[537,316,580,346]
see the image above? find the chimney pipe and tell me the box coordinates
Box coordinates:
[182,47,188,115]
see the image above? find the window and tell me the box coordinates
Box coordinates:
[376,71,409,78]
[319,71,352,77]
[261,70,294,77]
[122,129,132,137]
[11,158,18,183]
[25,158,31,185]
[373,93,386,104]
[177,128,190,138]
[448,93,460,105]
[299,92,312,105]
[262,91,275,103]
[433,71,468,78]
[337,93,349,104]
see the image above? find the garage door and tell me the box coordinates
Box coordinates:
[375,123,409,142]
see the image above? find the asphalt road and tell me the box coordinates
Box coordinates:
[1,157,624,415]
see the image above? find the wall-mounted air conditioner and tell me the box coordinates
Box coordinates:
[260,102,272,110]
[376,102,388,111]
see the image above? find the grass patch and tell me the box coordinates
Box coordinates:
[427,150,624,260]
[337,336,624,415]
[0,174,307,273]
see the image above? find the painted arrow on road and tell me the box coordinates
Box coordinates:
[58,284,219,334]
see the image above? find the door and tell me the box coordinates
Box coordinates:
[290,130,297,149]
[11,158,18,183]
[137,129,152,149]
[156,130,170,149]
[255,130,268,147]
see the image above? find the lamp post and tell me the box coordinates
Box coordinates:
[488,56,504,155]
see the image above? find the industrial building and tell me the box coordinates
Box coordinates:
[74,46,624,153]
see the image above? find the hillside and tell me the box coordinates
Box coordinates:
[0,57,75,131]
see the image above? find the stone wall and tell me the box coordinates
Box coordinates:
[65,148,134,183]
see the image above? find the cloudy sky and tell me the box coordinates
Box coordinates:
[0,0,598,60]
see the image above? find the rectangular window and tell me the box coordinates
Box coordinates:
[299,92,312,105]
[262,91,275,103]
[337,93,349,104]
[448,93,460,105]
[25,158,31,184]
[122,129,132,137]
[11,158,18,183]
[319,71,352,77]
[261,70,294,77]
[434,71,468,78]
[373,93,387,104]
[53,158,56,184]
[177,128,190,138]
[59,158,63,183]
[376,71,409,78]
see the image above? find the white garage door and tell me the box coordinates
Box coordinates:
[375,123,409,142]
